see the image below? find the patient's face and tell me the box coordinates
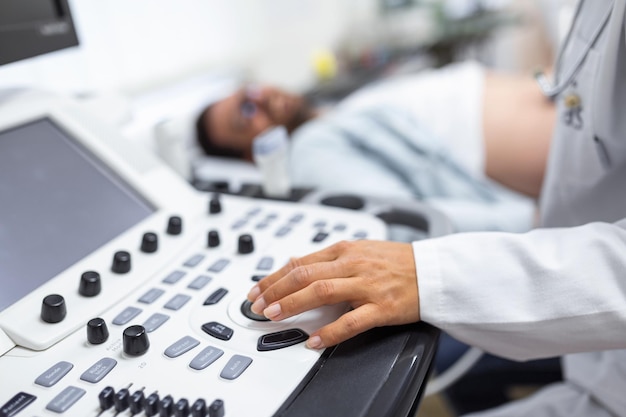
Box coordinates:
[206,85,310,158]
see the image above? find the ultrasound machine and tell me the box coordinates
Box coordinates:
[0,2,448,416]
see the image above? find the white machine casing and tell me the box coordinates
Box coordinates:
[0,91,387,416]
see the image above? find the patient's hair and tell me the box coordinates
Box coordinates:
[196,105,246,159]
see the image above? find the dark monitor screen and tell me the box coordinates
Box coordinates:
[0,0,79,65]
[0,118,156,312]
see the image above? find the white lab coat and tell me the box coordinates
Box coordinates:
[414,0,626,416]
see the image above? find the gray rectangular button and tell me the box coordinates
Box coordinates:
[46,386,85,413]
[80,358,117,383]
[208,259,229,273]
[220,355,252,380]
[164,336,200,358]
[112,306,142,325]
[142,313,170,332]
[183,254,205,268]
[189,346,224,370]
[187,275,212,290]
[35,361,73,387]
[164,294,191,311]
[138,288,165,304]
[162,270,186,284]
[256,256,274,271]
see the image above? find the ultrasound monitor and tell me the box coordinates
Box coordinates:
[0,118,155,313]
[0,0,79,66]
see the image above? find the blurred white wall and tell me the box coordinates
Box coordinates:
[0,0,572,99]
[0,0,375,96]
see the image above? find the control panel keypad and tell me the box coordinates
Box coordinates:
[0,195,386,416]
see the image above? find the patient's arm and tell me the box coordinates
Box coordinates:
[482,71,555,198]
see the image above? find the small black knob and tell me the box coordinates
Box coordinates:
[123,325,150,356]
[129,390,145,415]
[207,230,220,248]
[87,317,109,344]
[191,399,206,417]
[238,234,254,254]
[79,271,101,297]
[167,216,183,235]
[208,399,225,417]
[209,194,222,214]
[141,232,158,253]
[41,294,66,323]
[144,393,160,417]
[98,386,115,412]
[174,399,190,417]
[114,388,130,413]
[111,251,131,274]
[159,395,174,417]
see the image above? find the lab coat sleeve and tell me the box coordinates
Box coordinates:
[413,219,626,361]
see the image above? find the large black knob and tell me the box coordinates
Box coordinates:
[167,216,183,235]
[123,325,150,356]
[140,232,158,253]
[41,294,66,323]
[111,251,131,274]
[207,230,220,248]
[79,271,101,297]
[238,234,254,254]
[208,194,222,214]
[87,317,109,344]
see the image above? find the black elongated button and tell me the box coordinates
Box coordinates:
[312,232,329,243]
[257,329,309,351]
[0,392,36,417]
[201,322,233,341]
[174,399,189,417]
[203,288,228,305]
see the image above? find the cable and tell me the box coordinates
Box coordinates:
[424,347,484,396]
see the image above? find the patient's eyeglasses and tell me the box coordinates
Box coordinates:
[240,100,257,119]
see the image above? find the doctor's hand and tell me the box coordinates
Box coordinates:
[247,240,421,349]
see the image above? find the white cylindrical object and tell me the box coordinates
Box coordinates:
[154,118,192,180]
[253,126,292,198]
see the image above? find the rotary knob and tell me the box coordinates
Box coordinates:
[87,317,109,344]
[237,234,254,254]
[140,232,158,253]
[207,230,220,248]
[166,216,183,235]
[123,325,150,356]
[111,251,131,274]
[41,294,67,323]
[208,194,222,214]
[79,271,101,297]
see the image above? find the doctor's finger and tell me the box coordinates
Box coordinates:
[248,244,343,300]
[306,305,382,350]
[261,277,365,321]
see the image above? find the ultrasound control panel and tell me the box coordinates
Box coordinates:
[0,91,395,417]
[0,192,386,417]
